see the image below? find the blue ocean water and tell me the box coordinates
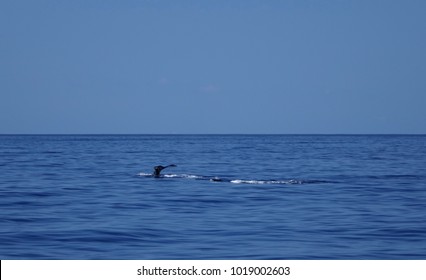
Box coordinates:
[0,134,425,259]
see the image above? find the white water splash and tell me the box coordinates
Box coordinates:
[163,174,202,179]
[137,172,307,185]
[230,179,303,185]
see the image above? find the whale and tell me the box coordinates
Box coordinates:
[152,164,177,177]
[138,166,319,185]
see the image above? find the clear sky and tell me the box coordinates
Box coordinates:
[1,0,425,134]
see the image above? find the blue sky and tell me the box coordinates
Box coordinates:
[1,0,425,134]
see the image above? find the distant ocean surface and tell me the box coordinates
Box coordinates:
[1,134,425,259]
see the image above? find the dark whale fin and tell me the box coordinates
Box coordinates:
[153,164,177,177]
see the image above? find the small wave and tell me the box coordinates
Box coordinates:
[137,172,152,177]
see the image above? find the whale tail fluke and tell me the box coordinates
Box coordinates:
[153,164,177,177]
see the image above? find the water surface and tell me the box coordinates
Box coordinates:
[0,135,425,259]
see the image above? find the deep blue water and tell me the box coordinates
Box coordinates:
[0,134,425,259]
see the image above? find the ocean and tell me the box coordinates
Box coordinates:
[0,134,425,259]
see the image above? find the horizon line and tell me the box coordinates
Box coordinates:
[1,133,425,136]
